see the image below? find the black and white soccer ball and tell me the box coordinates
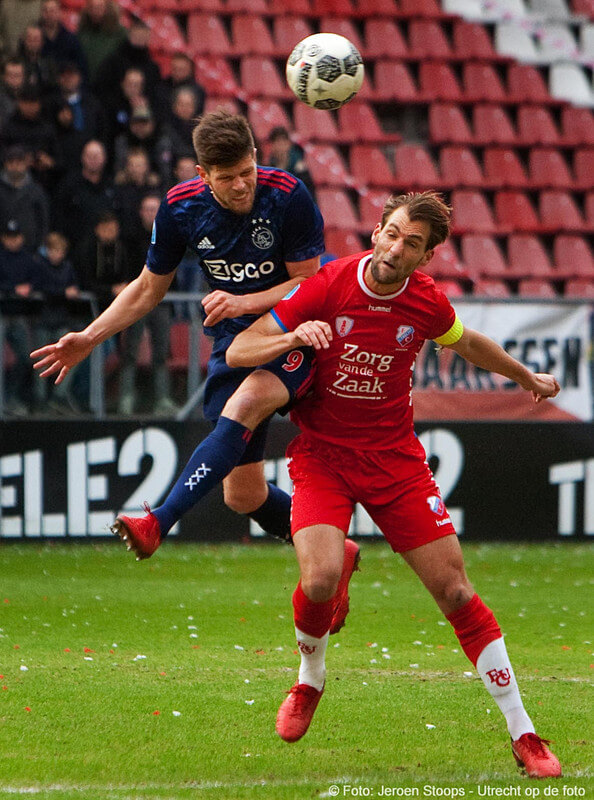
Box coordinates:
[286,33,364,110]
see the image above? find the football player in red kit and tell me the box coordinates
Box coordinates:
[227,191,562,779]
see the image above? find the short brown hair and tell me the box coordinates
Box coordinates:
[381,191,451,251]
[45,231,68,252]
[192,110,255,170]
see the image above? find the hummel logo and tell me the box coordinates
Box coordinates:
[184,463,212,490]
[197,236,215,250]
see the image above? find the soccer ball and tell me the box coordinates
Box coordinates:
[286,33,364,110]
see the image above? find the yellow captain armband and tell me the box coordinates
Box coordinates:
[433,315,464,346]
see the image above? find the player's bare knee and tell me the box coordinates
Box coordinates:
[224,484,267,514]
[301,566,341,603]
[223,381,282,428]
[441,580,474,611]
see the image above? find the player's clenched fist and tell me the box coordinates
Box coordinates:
[527,373,561,403]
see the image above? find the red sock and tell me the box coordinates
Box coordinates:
[446,593,502,667]
[292,582,334,639]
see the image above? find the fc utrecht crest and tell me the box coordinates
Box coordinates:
[335,316,354,337]
[426,495,445,516]
[396,324,415,347]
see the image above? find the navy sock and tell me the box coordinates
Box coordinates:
[153,416,252,536]
[249,482,292,543]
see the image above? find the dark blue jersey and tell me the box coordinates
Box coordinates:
[146,166,325,340]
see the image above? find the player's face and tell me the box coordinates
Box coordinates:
[367,207,434,293]
[198,152,258,216]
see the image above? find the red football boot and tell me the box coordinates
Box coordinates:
[276,682,324,742]
[110,503,162,561]
[512,733,562,778]
[329,538,360,635]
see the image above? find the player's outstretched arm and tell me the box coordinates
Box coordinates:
[226,313,332,368]
[30,267,176,384]
[446,328,560,403]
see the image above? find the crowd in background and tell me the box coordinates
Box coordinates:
[0,0,314,417]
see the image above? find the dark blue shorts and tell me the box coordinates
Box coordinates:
[203,340,315,465]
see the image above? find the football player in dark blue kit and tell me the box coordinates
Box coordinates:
[31,111,360,631]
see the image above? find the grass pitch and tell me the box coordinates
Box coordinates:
[0,541,592,800]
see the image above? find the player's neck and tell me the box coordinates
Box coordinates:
[363,267,406,296]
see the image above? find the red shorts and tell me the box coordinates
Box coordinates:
[287,433,457,553]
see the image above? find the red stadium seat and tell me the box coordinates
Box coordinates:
[337,102,401,144]
[364,19,408,59]
[434,279,465,297]
[315,0,356,13]
[517,106,561,147]
[495,191,540,233]
[352,0,398,13]
[528,148,573,190]
[473,104,517,146]
[439,146,484,187]
[247,99,292,142]
[240,57,291,99]
[393,144,441,189]
[453,20,498,60]
[374,61,419,103]
[307,144,352,187]
[408,20,453,59]
[226,0,268,11]
[269,0,312,12]
[203,96,242,116]
[461,234,508,277]
[565,279,594,298]
[473,278,512,297]
[426,239,466,278]
[187,14,232,55]
[428,103,473,145]
[359,189,388,232]
[231,15,275,56]
[553,235,594,277]
[540,191,587,232]
[145,14,186,54]
[193,56,242,97]
[561,107,594,146]
[518,279,557,297]
[483,148,529,189]
[508,234,554,276]
[324,228,365,258]
[573,149,594,191]
[350,145,394,187]
[399,0,444,16]
[419,62,463,102]
[451,190,497,234]
[293,102,341,142]
[317,188,360,230]
[507,64,551,104]
[320,17,365,52]
[584,191,594,228]
[463,63,507,103]
[272,17,314,56]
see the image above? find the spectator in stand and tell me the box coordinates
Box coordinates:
[172,152,197,185]
[39,0,87,79]
[53,138,115,247]
[161,51,205,117]
[120,192,177,416]
[17,23,57,93]
[0,0,42,58]
[31,230,82,414]
[266,126,315,200]
[77,0,126,86]
[1,84,60,190]
[162,87,200,168]
[0,144,49,251]
[0,58,26,129]
[0,218,37,416]
[113,105,171,187]
[49,61,107,144]
[114,146,161,238]
[104,66,155,145]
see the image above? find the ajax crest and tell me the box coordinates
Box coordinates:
[335,316,354,337]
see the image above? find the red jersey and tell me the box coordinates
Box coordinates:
[272,252,461,451]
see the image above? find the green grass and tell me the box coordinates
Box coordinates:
[0,541,592,800]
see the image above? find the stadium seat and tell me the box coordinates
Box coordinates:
[536,23,578,64]
[231,15,276,56]
[193,56,242,97]
[560,106,594,146]
[393,144,441,189]
[293,102,341,142]
[203,96,242,116]
[428,104,473,145]
[461,234,508,276]
[463,62,507,103]
[269,0,312,12]
[178,0,223,8]
[483,148,529,189]
[426,239,466,278]
[518,279,557,297]
[540,190,587,232]
[145,14,187,53]
[495,191,541,233]
[315,0,356,13]
[226,0,268,11]
[320,17,365,52]
[337,102,401,144]
[473,278,512,297]
[439,146,484,187]
[571,0,594,14]
[508,234,554,276]
[479,0,529,19]
[324,228,365,257]
[574,149,594,191]
[306,144,352,187]
[349,145,394,187]
[240,57,291,99]
[408,20,453,59]
[452,19,498,59]
[272,16,314,56]
[528,0,572,17]
[553,234,594,277]
[495,23,540,62]
[550,63,594,106]
[517,106,561,146]
[399,0,445,16]
[584,191,594,228]
[168,321,189,372]
[187,14,232,55]
[247,99,292,142]
[374,61,419,103]
[507,64,552,104]
[419,61,464,102]
[359,189,389,232]
[444,0,484,18]
[433,279,465,296]
[353,0,398,14]
[364,19,408,59]
[565,278,594,298]
[317,188,360,230]
[528,148,574,189]
[472,105,517,146]
[451,190,497,234]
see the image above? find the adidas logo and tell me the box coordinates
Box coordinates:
[197,236,215,250]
